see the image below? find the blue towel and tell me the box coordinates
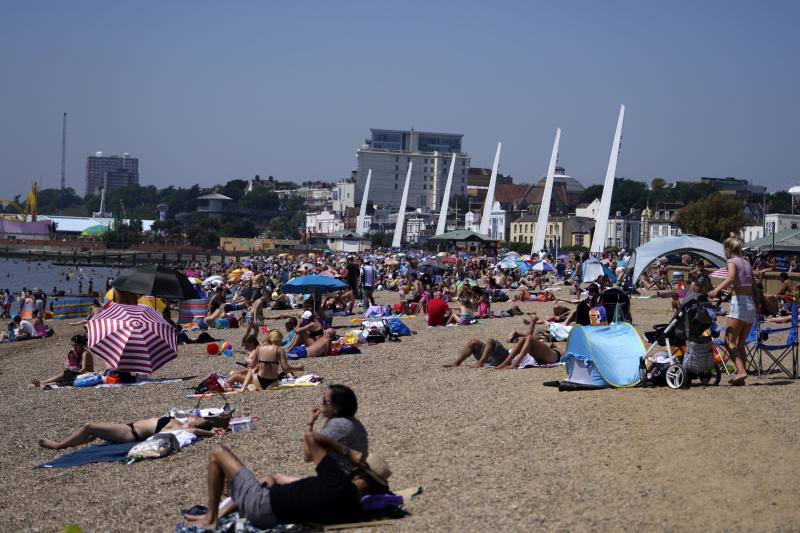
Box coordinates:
[37,442,136,469]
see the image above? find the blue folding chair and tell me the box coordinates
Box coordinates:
[754,304,798,379]
[714,321,758,376]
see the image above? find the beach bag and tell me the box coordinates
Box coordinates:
[128,433,180,459]
[683,339,715,375]
[195,372,226,394]
[105,369,136,384]
[73,372,103,387]
[387,318,411,337]
[362,320,387,343]
[491,289,509,303]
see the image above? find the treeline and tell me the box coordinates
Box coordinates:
[13,179,308,249]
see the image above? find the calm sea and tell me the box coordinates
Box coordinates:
[0,258,121,296]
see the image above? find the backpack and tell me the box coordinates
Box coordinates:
[387,318,411,337]
[491,289,509,302]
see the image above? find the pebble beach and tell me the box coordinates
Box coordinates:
[5,293,800,532]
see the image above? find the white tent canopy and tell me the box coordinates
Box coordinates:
[626,235,726,284]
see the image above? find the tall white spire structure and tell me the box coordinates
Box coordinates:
[479,142,502,236]
[356,169,371,235]
[435,153,457,235]
[532,128,561,254]
[590,105,625,256]
[391,162,413,248]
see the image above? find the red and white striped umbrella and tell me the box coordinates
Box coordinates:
[710,268,728,279]
[87,304,177,374]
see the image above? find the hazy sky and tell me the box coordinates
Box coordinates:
[1,0,798,198]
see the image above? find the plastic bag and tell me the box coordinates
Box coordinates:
[128,432,180,459]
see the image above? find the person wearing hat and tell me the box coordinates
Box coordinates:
[184,424,391,530]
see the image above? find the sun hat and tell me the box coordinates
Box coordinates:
[362,454,392,488]
[302,310,313,320]
[271,291,280,301]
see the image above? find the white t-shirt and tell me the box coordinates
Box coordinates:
[17,320,35,336]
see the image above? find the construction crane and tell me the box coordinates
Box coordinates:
[0,181,39,221]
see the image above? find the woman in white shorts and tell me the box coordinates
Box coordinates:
[709,233,758,386]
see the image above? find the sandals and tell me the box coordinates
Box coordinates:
[728,375,747,386]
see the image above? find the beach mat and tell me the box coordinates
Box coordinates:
[177,486,422,532]
[186,380,320,399]
[36,442,136,469]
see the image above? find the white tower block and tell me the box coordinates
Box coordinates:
[392,162,413,248]
[479,142,502,235]
[356,169,371,235]
[590,105,625,256]
[532,128,561,254]
[435,153,457,236]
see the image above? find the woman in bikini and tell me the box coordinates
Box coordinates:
[240,330,296,391]
[39,415,225,450]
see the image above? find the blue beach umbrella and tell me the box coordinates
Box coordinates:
[282,275,349,295]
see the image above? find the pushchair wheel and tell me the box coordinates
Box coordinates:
[698,365,722,386]
[665,364,686,389]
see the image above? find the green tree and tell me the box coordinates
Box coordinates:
[267,216,289,238]
[239,188,279,212]
[651,177,666,190]
[103,223,141,249]
[288,211,306,238]
[221,179,248,203]
[769,191,792,214]
[220,218,259,238]
[675,192,754,241]
[36,187,83,214]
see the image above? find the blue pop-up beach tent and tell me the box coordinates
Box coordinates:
[561,323,644,389]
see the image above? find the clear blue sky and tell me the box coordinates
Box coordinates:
[1,0,798,198]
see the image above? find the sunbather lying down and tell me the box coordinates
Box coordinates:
[39,415,227,450]
[443,331,561,369]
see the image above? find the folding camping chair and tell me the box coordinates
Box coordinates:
[714,322,759,376]
[753,304,798,379]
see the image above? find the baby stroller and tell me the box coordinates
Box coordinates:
[642,293,722,389]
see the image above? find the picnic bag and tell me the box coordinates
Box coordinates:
[128,432,180,459]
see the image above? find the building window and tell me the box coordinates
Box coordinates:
[462,161,466,166]
[461,169,465,176]
[395,165,399,171]
[395,184,398,190]
[395,174,398,180]
[395,156,399,162]
[424,158,428,163]
[423,184,427,190]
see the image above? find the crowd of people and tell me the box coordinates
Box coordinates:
[21,237,800,528]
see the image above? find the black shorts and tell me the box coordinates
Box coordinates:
[62,369,79,386]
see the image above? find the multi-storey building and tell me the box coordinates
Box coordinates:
[85,152,139,196]
[355,129,471,210]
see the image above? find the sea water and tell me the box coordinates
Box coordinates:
[0,258,120,296]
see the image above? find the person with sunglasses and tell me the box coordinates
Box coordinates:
[303,384,368,474]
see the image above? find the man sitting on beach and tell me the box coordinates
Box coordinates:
[426,291,450,326]
[183,424,391,530]
[12,314,35,340]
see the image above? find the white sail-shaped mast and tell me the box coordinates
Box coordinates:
[589,105,625,256]
[531,128,561,254]
[435,153,457,235]
[479,142,502,235]
[356,169,371,235]
[391,163,413,248]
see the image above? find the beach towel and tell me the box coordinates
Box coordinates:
[186,374,322,398]
[176,486,422,533]
[36,442,136,469]
[41,377,189,391]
